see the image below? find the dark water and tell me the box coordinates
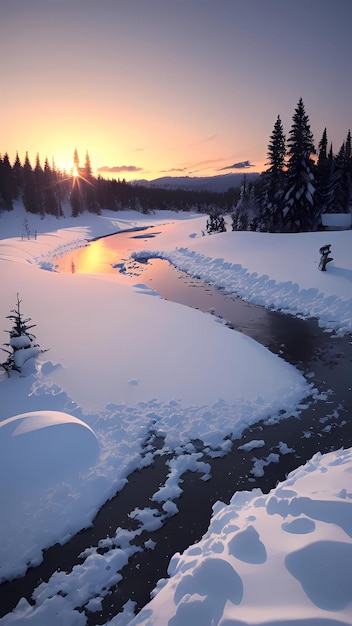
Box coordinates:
[1,227,352,623]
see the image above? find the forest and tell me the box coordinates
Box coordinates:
[1,99,351,233]
[0,147,242,220]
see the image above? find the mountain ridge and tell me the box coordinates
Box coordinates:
[132,172,261,193]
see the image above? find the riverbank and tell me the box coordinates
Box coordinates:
[1,204,352,625]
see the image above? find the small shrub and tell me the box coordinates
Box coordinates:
[1,294,47,376]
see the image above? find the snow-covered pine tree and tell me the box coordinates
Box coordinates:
[231,206,249,231]
[256,115,286,231]
[206,207,226,234]
[1,294,46,376]
[283,98,317,231]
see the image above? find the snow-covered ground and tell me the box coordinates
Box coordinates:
[0,204,351,625]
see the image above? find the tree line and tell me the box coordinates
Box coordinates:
[0,149,243,218]
[207,98,352,234]
[2,99,350,232]
[255,97,352,232]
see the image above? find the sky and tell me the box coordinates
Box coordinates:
[0,205,352,624]
[1,0,352,181]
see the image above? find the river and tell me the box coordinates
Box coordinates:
[1,225,351,624]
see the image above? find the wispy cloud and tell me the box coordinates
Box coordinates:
[219,160,255,171]
[160,167,188,174]
[97,165,144,173]
[178,156,231,175]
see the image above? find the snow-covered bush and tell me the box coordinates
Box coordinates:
[1,294,47,376]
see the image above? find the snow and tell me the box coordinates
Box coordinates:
[130,447,352,626]
[0,204,352,625]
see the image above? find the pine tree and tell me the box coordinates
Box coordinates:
[206,207,226,233]
[70,182,82,217]
[0,154,14,210]
[43,158,60,216]
[283,98,317,231]
[84,151,92,178]
[231,206,249,231]
[22,152,39,214]
[257,115,286,231]
[1,294,46,376]
[12,152,23,195]
[34,153,45,216]
[83,150,100,214]
[345,130,352,208]
[70,149,83,216]
[316,128,331,216]
[73,148,80,173]
[326,137,352,213]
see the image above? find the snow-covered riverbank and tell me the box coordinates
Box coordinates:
[1,205,352,625]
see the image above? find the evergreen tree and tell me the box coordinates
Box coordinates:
[52,159,68,208]
[12,152,23,195]
[231,206,249,231]
[70,181,82,217]
[70,148,83,216]
[22,152,39,214]
[43,158,60,215]
[1,294,46,375]
[34,153,45,216]
[83,150,100,214]
[315,128,331,216]
[73,148,80,173]
[283,98,317,231]
[257,115,286,231]
[326,137,352,213]
[206,207,226,234]
[0,154,14,210]
[345,129,352,207]
[84,151,92,178]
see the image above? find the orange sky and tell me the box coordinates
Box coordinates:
[2,0,352,182]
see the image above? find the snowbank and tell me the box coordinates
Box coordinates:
[0,204,351,625]
[129,446,352,626]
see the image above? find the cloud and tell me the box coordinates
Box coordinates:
[97,165,144,173]
[160,167,188,174]
[219,161,255,171]
[178,157,230,175]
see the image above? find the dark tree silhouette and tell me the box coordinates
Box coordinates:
[283,98,317,231]
[326,135,352,213]
[0,154,14,210]
[22,152,39,214]
[257,115,286,231]
[316,128,332,216]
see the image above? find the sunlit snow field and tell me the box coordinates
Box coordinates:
[0,204,352,625]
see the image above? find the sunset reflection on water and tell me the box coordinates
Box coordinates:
[56,238,123,274]
[55,225,169,275]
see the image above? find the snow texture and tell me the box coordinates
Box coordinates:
[0,205,352,625]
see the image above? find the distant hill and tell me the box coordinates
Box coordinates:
[133,172,261,193]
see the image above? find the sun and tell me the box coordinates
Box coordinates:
[72,164,79,178]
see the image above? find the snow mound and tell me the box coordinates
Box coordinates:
[0,411,99,485]
[130,447,352,626]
